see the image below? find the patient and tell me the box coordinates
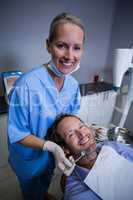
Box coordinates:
[48,114,133,200]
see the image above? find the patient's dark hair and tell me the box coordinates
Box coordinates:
[47,113,83,147]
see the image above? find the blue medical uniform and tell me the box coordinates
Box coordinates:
[8,65,81,199]
[64,141,133,200]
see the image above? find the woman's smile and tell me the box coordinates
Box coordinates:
[79,137,89,145]
[59,60,74,68]
[47,23,84,75]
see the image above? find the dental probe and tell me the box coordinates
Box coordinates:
[75,151,86,163]
[74,149,97,163]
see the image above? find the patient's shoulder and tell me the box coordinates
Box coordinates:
[100,141,133,162]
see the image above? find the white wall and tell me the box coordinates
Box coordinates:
[0,0,116,83]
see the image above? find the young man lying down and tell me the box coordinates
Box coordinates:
[47,114,133,200]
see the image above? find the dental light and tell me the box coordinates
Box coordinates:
[113,48,133,89]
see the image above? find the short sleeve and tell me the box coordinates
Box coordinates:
[8,83,30,143]
[70,86,81,115]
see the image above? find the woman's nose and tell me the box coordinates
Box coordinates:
[64,48,74,60]
[76,130,85,138]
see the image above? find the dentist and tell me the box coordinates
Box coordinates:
[8,12,85,200]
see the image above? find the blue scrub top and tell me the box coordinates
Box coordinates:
[8,65,81,179]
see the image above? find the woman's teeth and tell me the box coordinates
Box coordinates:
[79,138,89,145]
[64,62,71,65]
[63,63,72,66]
[60,61,73,66]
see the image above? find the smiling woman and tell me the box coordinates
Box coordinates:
[46,13,85,81]
[56,115,97,168]
[47,113,133,200]
[47,113,97,169]
[46,23,84,75]
[7,12,85,200]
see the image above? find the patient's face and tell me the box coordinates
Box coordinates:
[56,116,97,164]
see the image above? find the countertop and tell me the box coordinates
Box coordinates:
[80,81,114,96]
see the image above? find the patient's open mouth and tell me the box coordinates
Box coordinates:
[79,137,89,145]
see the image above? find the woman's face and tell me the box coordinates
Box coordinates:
[57,116,97,166]
[57,116,96,153]
[47,23,84,75]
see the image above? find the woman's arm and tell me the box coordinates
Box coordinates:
[17,135,45,149]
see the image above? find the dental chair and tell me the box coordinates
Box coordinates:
[109,63,133,144]
[109,48,133,143]
[59,51,133,200]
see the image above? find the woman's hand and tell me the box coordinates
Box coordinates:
[43,141,75,176]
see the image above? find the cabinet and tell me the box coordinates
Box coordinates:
[79,90,117,126]
[0,114,8,167]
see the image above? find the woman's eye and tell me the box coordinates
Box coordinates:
[68,134,73,138]
[56,43,65,49]
[68,132,76,138]
[74,46,81,51]
[79,124,85,129]
[69,134,74,138]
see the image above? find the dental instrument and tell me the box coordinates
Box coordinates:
[75,151,86,163]
[74,149,97,163]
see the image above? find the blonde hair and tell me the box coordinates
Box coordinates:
[48,12,85,42]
